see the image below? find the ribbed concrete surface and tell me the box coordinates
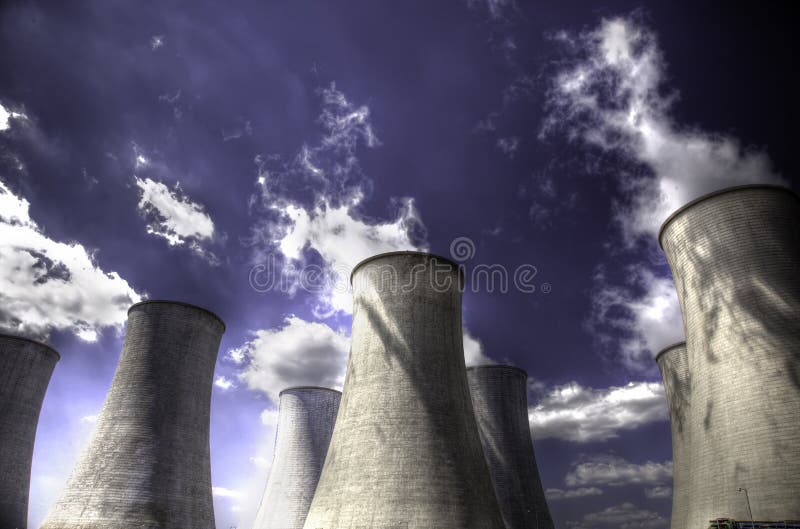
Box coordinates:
[660,185,800,527]
[304,251,505,529]
[655,342,690,529]
[253,387,341,529]
[0,334,59,529]
[40,300,225,529]
[467,365,554,529]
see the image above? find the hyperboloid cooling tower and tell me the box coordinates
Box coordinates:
[252,386,341,529]
[40,300,225,529]
[467,365,555,529]
[303,251,505,529]
[655,342,690,529]
[659,185,800,526]
[0,334,59,529]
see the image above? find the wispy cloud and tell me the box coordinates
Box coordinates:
[134,176,219,263]
[0,180,141,341]
[587,266,683,372]
[0,100,28,131]
[529,380,667,442]
[248,84,426,316]
[565,454,672,487]
[543,14,784,242]
[546,486,603,501]
[214,375,236,391]
[568,502,667,529]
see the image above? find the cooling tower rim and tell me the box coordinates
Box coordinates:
[128,299,226,332]
[349,250,461,285]
[279,385,343,397]
[654,341,687,363]
[0,333,61,360]
[658,184,798,249]
[466,364,528,378]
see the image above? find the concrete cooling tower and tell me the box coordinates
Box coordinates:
[466,365,554,529]
[40,300,225,529]
[252,386,341,529]
[303,251,505,529]
[0,334,59,529]
[655,342,690,529]
[659,185,800,527]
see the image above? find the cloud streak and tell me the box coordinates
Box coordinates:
[529,380,667,442]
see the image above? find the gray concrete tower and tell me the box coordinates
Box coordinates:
[303,251,505,529]
[0,334,59,529]
[252,387,341,529]
[40,300,225,529]
[467,365,554,529]
[659,185,800,527]
[654,342,690,529]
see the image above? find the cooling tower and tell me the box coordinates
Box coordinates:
[0,334,59,529]
[252,387,341,529]
[303,251,505,529]
[40,300,225,529]
[655,342,690,529]
[466,365,555,529]
[659,185,800,527]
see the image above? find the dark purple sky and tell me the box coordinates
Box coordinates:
[0,1,796,527]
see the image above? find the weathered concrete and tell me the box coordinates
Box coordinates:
[0,334,59,529]
[655,342,690,529]
[252,387,341,529]
[303,251,505,529]
[40,300,225,529]
[467,365,554,529]
[660,185,800,527]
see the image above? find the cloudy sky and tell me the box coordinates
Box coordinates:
[0,1,795,528]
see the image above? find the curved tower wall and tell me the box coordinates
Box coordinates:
[655,342,690,529]
[41,300,225,529]
[0,335,59,529]
[252,387,341,529]
[303,251,505,529]
[659,185,800,527]
[466,365,554,529]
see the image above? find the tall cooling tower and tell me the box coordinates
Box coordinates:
[466,365,554,529]
[655,342,690,529]
[303,251,505,529]
[41,300,225,529]
[659,185,800,526]
[252,386,341,529]
[0,334,59,529]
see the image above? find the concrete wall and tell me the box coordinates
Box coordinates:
[303,251,505,529]
[40,300,225,529]
[253,387,341,529]
[467,365,554,529]
[660,185,800,527]
[0,334,59,529]
[655,342,690,529]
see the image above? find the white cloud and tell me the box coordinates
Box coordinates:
[150,35,165,50]
[644,486,672,499]
[259,408,279,428]
[134,176,218,262]
[565,454,672,487]
[529,380,667,442]
[588,266,684,372]
[544,15,784,242]
[546,487,603,500]
[274,196,424,316]
[234,316,349,402]
[249,84,427,317]
[0,101,27,131]
[0,180,141,340]
[496,136,520,157]
[249,456,270,469]
[214,375,236,391]
[569,502,668,529]
[463,328,495,366]
[79,414,98,424]
[212,486,243,499]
